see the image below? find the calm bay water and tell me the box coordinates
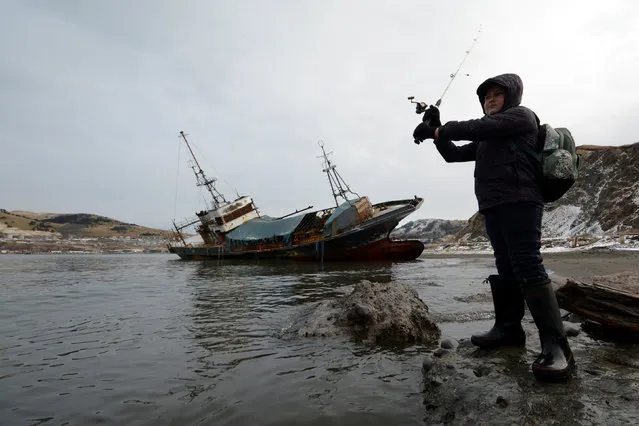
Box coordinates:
[0,254,497,425]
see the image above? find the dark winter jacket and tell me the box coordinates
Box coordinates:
[434,73,543,212]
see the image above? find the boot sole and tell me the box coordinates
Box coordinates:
[532,360,576,382]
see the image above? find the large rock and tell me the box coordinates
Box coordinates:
[293,280,440,346]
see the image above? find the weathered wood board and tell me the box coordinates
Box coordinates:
[556,272,639,332]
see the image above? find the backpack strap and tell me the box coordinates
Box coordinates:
[533,113,546,153]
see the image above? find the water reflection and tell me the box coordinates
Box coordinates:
[190,259,395,305]
[3,255,636,425]
[182,259,399,404]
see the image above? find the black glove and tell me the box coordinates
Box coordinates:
[422,105,441,127]
[413,122,437,144]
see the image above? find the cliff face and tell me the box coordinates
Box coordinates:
[542,143,639,237]
[391,219,466,242]
[413,143,639,243]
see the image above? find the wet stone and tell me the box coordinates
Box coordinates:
[440,338,458,350]
[292,280,441,346]
[496,396,509,408]
[346,304,374,326]
[583,368,603,376]
[433,348,449,358]
[430,377,444,386]
[565,324,580,337]
[473,365,491,377]
[422,357,436,373]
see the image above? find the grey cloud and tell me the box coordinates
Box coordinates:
[1,0,637,229]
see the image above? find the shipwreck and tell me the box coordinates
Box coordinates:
[168,132,424,261]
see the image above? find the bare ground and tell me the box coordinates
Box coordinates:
[422,251,639,425]
[543,250,639,281]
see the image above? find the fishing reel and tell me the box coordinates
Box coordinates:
[407,97,441,145]
[407,96,443,115]
[407,96,428,115]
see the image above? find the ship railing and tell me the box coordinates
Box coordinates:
[173,216,200,231]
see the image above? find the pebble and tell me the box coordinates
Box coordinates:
[473,365,491,377]
[422,357,435,372]
[583,367,602,376]
[433,348,448,357]
[430,377,444,386]
[440,338,458,349]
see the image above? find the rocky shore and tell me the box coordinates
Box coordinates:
[0,236,169,254]
[291,251,639,425]
[424,252,639,425]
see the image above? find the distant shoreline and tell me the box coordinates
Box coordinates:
[4,247,639,258]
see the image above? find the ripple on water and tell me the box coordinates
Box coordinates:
[0,254,507,425]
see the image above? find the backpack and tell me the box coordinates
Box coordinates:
[521,124,581,203]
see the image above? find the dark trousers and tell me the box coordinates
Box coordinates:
[484,201,548,286]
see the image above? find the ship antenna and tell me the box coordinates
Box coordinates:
[318,140,360,207]
[179,131,228,208]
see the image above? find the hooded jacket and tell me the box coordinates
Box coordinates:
[434,73,543,212]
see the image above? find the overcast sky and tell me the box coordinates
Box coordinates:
[2,0,638,229]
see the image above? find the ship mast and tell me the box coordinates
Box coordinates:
[318,141,360,207]
[179,131,227,209]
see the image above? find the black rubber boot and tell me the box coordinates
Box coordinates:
[524,278,576,381]
[471,275,526,349]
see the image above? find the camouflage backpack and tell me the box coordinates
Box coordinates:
[523,124,581,203]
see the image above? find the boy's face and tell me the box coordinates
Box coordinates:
[484,86,505,116]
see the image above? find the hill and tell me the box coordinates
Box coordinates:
[0,210,173,239]
[396,142,639,246]
[450,142,639,242]
[391,219,467,243]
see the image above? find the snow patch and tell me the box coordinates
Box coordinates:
[542,205,582,237]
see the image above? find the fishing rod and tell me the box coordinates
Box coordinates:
[408,25,482,117]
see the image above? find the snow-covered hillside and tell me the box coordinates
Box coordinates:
[400,143,639,243]
[391,219,466,242]
[541,143,639,237]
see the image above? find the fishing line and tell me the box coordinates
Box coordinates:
[173,137,182,220]
[435,25,483,107]
[408,24,483,114]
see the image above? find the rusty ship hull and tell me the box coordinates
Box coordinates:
[169,134,424,263]
[169,198,424,262]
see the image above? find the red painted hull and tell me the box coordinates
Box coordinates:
[170,237,424,262]
[327,238,424,261]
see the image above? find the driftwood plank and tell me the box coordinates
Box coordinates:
[556,272,639,332]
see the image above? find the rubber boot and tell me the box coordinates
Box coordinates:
[524,278,575,381]
[471,275,526,349]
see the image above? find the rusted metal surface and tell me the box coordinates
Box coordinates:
[170,197,425,262]
[170,237,424,262]
[222,203,255,223]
